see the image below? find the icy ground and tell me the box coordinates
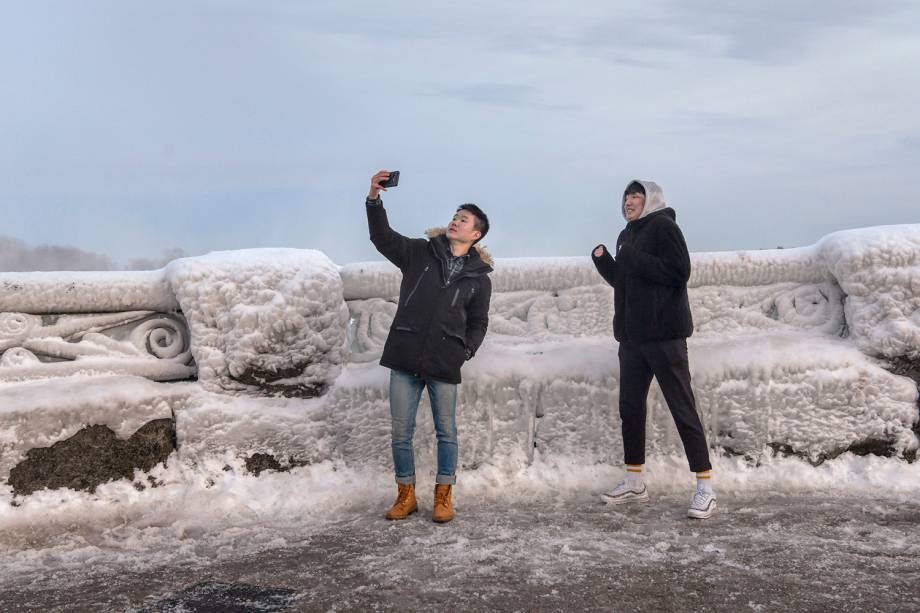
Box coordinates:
[1,455,919,612]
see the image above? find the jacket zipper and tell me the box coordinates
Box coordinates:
[450,288,460,307]
[404,265,429,307]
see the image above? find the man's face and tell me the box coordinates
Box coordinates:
[624,192,645,222]
[446,210,482,244]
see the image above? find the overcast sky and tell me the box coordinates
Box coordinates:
[2,1,918,269]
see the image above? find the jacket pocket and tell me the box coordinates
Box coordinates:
[445,332,467,349]
[435,333,467,374]
[451,282,478,309]
[404,265,430,307]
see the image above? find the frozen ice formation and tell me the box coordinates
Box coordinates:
[0,224,918,491]
[0,270,177,313]
[0,311,195,383]
[817,225,920,359]
[165,249,350,397]
[272,223,920,468]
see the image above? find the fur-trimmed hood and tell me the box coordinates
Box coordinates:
[425,227,494,267]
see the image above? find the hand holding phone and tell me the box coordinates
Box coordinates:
[379,170,400,188]
[368,170,400,200]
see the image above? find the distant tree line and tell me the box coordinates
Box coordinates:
[0,235,187,272]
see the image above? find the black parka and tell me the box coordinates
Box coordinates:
[592,186,693,343]
[367,199,493,383]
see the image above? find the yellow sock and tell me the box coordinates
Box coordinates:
[626,464,644,482]
[696,470,713,492]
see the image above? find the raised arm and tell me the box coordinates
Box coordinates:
[365,170,413,270]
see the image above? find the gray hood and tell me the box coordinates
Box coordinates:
[622,179,667,221]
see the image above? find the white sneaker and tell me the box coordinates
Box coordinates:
[688,489,717,519]
[601,479,649,505]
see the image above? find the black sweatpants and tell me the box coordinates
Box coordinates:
[618,338,712,472]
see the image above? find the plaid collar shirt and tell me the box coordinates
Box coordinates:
[446,252,469,284]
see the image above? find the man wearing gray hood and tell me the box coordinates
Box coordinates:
[591,180,716,519]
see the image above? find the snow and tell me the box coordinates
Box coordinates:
[0,376,195,479]
[341,256,602,300]
[689,334,918,459]
[690,245,828,287]
[0,270,177,313]
[165,249,350,395]
[0,450,918,599]
[176,389,335,470]
[818,225,920,358]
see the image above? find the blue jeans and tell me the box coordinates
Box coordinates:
[389,369,458,485]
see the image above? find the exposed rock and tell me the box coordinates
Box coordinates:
[8,419,175,496]
[884,355,920,386]
[243,453,311,476]
[232,368,327,398]
[245,453,284,476]
[881,355,920,461]
[767,437,911,466]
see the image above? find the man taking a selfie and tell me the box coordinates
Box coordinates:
[591,179,716,519]
[365,169,493,523]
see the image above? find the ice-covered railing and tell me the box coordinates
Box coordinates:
[0,270,191,382]
[0,270,177,313]
[1,225,918,390]
[0,242,847,385]
[341,245,831,300]
[0,250,349,395]
[343,241,844,359]
[1,225,919,486]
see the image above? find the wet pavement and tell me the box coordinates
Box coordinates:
[2,492,920,612]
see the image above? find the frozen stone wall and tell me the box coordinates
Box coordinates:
[1,225,919,493]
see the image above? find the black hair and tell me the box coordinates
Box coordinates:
[624,181,646,197]
[457,203,489,243]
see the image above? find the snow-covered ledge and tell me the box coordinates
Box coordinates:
[0,269,177,313]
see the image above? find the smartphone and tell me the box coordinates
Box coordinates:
[380,170,400,188]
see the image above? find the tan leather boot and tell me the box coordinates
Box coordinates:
[385,483,418,520]
[432,484,454,523]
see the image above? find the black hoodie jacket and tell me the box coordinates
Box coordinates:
[367,199,493,383]
[592,182,693,342]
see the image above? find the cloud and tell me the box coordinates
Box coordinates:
[897,135,920,151]
[432,83,578,111]
[668,110,776,132]
[660,0,914,63]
